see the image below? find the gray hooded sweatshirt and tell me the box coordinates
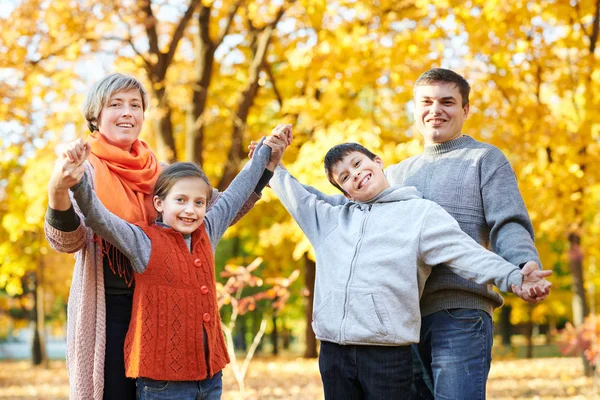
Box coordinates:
[270,167,523,346]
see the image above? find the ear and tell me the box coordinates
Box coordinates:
[153,195,164,213]
[463,103,470,119]
[374,156,385,169]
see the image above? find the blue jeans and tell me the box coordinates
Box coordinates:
[414,309,493,400]
[319,341,413,399]
[136,371,223,400]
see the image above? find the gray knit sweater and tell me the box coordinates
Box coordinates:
[385,135,541,316]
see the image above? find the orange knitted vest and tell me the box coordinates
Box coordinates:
[123,222,230,381]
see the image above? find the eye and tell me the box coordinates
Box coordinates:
[196,200,205,206]
[109,103,120,107]
[354,160,361,167]
[132,103,141,108]
[175,197,184,203]
[340,175,348,183]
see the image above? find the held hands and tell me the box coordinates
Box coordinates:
[248,124,293,171]
[511,261,552,304]
[49,139,91,192]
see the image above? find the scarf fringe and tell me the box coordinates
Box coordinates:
[94,234,134,287]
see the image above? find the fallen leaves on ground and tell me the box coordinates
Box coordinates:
[0,356,596,399]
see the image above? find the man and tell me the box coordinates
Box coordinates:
[384,68,546,399]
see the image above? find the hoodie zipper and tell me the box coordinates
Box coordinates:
[340,204,372,343]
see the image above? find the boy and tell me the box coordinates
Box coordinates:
[266,131,551,399]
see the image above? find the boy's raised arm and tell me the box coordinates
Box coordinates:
[418,202,551,295]
[270,165,340,248]
[301,184,348,206]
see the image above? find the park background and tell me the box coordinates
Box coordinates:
[1,0,599,398]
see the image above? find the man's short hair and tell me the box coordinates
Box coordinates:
[414,68,470,107]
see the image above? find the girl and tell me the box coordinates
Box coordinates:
[63,139,273,400]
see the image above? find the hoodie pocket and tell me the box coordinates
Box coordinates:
[312,290,344,343]
[345,292,395,343]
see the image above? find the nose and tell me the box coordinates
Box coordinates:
[184,202,194,213]
[430,101,442,114]
[121,105,133,116]
[352,169,362,181]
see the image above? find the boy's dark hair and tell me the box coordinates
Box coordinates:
[153,163,212,219]
[414,68,471,107]
[324,143,378,194]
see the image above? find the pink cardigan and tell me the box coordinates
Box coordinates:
[44,164,259,400]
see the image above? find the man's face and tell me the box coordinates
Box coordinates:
[413,83,469,145]
[331,151,390,202]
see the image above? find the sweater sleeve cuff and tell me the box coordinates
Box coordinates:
[507,270,523,293]
[254,169,274,195]
[46,205,81,232]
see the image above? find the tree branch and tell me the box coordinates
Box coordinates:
[165,0,202,68]
[264,61,283,108]
[215,0,244,48]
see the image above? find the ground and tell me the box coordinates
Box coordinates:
[0,357,595,399]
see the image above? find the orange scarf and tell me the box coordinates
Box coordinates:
[88,131,161,224]
[88,131,162,285]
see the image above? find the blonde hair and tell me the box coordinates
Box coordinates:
[82,73,150,132]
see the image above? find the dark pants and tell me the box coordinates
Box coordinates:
[319,341,413,400]
[103,293,136,400]
[413,309,494,400]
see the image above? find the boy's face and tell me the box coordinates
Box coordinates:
[413,82,469,145]
[331,151,390,202]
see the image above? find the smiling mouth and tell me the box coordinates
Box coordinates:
[427,118,446,125]
[116,123,134,128]
[179,217,196,224]
[358,173,371,190]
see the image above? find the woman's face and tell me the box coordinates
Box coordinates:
[97,88,145,151]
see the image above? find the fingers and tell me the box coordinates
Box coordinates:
[61,138,89,164]
[520,261,539,275]
[271,124,292,143]
[247,140,259,159]
[534,269,553,278]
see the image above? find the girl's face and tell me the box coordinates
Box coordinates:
[153,177,210,235]
[97,88,144,151]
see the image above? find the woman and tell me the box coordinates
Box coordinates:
[45,73,281,400]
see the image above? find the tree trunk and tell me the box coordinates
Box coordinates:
[152,87,177,163]
[271,314,279,356]
[568,232,592,376]
[525,305,534,359]
[32,262,47,367]
[218,7,287,190]
[186,5,215,164]
[303,255,318,358]
[499,305,513,346]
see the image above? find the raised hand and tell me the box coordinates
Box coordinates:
[61,138,91,166]
[511,261,552,304]
[48,139,91,210]
[264,124,292,170]
[248,124,293,170]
